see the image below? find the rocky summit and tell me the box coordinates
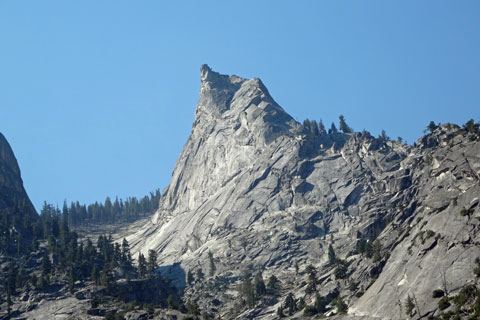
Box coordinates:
[1,66,480,320]
[124,66,480,319]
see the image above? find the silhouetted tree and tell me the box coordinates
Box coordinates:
[315,293,327,313]
[339,115,353,133]
[305,264,316,293]
[137,252,147,279]
[285,293,296,315]
[328,244,336,264]
[329,122,338,134]
[267,274,280,292]
[147,249,158,275]
[319,119,327,135]
[241,271,255,307]
[427,121,437,133]
[255,271,266,296]
[121,238,132,269]
[379,129,389,142]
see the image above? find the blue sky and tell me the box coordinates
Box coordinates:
[1,1,479,211]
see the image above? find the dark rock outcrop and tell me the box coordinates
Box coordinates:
[0,132,36,215]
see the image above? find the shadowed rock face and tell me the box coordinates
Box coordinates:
[0,133,36,215]
[126,67,480,319]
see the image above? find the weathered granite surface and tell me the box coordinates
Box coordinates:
[124,66,480,318]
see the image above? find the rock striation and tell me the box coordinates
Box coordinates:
[125,66,480,319]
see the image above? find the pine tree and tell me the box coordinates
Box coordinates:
[59,217,69,250]
[100,266,115,292]
[339,115,353,133]
[68,267,75,293]
[277,306,284,318]
[187,269,194,285]
[16,266,26,288]
[254,271,266,296]
[147,249,158,275]
[110,243,119,267]
[41,252,52,276]
[137,252,147,279]
[311,120,320,136]
[62,200,69,224]
[315,293,327,313]
[427,121,437,133]
[30,274,37,288]
[186,299,200,316]
[241,271,255,307]
[464,119,479,134]
[379,129,389,142]
[7,290,12,315]
[16,233,22,254]
[285,293,296,315]
[196,268,204,281]
[104,197,113,222]
[305,264,316,292]
[319,119,326,135]
[167,294,176,309]
[365,241,374,258]
[372,240,382,262]
[51,214,60,238]
[336,297,348,313]
[121,238,133,268]
[267,274,280,292]
[328,244,336,264]
[6,263,17,294]
[303,119,312,135]
[91,264,100,285]
[329,122,338,134]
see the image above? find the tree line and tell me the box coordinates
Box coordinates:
[2,202,174,316]
[302,114,353,138]
[41,189,161,228]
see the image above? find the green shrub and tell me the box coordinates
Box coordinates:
[125,302,137,312]
[460,207,474,216]
[297,297,305,311]
[334,262,348,279]
[405,295,415,316]
[104,312,115,320]
[114,313,125,320]
[303,305,317,316]
[143,304,154,314]
[426,230,436,239]
[335,297,348,313]
[438,296,450,310]
[452,285,476,306]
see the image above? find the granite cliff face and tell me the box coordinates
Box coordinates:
[0,133,36,216]
[127,66,480,319]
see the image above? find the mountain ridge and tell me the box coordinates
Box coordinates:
[121,67,479,319]
[1,66,479,319]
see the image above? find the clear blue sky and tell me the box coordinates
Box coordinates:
[1,1,479,211]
